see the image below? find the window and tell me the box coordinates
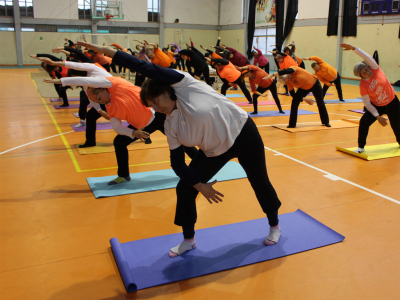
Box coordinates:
[19,0,33,17]
[21,24,34,31]
[253,27,276,55]
[0,23,14,31]
[148,0,159,22]
[0,0,14,17]
[78,0,91,19]
[57,25,91,33]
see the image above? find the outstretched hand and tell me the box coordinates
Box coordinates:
[75,41,115,57]
[200,44,206,50]
[36,57,56,65]
[194,180,224,204]
[340,43,356,51]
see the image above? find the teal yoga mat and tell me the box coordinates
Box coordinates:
[87,161,247,198]
[324,99,362,103]
[226,94,245,98]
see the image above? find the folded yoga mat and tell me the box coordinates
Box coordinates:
[54,104,92,109]
[323,99,362,104]
[50,98,80,102]
[110,209,345,292]
[76,138,169,155]
[248,109,316,118]
[273,119,358,133]
[336,143,400,160]
[235,101,275,107]
[87,161,246,198]
[349,109,365,114]
[71,121,129,132]
[226,94,245,98]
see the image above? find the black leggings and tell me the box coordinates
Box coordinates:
[113,113,198,177]
[322,73,343,101]
[84,104,106,145]
[299,61,305,69]
[78,89,90,120]
[221,77,253,103]
[54,84,69,106]
[289,79,330,127]
[194,67,212,86]
[358,95,400,148]
[252,81,283,113]
[259,62,270,74]
[175,117,281,238]
[102,63,111,72]
[110,63,117,73]
[175,58,182,70]
[118,65,126,74]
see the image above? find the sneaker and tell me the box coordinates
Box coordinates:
[325,123,331,127]
[78,143,96,148]
[279,110,285,114]
[354,148,365,154]
[144,137,152,144]
[108,176,131,185]
[230,87,238,90]
[59,104,69,107]
[75,120,85,128]
[250,112,258,115]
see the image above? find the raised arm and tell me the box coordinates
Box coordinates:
[144,40,158,49]
[340,43,378,69]
[211,58,229,65]
[35,54,63,61]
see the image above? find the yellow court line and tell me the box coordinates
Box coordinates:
[32,77,82,172]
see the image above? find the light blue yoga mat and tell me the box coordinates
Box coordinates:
[87,161,247,198]
[226,94,245,98]
[110,209,345,292]
[324,99,362,104]
[248,109,317,118]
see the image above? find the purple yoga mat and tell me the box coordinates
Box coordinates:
[248,109,316,118]
[71,121,129,132]
[50,98,80,102]
[349,109,365,114]
[54,104,92,109]
[236,101,275,107]
[110,209,344,292]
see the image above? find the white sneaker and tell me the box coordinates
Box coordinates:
[354,147,365,153]
[75,120,85,128]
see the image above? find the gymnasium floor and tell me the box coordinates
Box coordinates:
[1,68,399,300]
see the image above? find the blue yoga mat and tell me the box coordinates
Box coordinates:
[324,99,362,104]
[110,209,345,292]
[226,94,245,98]
[87,161,247,198]
[248,109,317,118]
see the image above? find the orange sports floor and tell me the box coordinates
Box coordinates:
[1,68,400,300]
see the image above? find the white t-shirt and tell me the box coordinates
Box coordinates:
[165,71,248,157]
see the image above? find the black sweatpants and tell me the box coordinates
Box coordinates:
[175,58,182,70]
[259,62,270,74]
[174,117,281,238]
[221,77,253,104]
[110,63,117,73]
[54,84,69,106]
[194,67,212,86]
[252,81,283,113]
[78,89,90,120]
[358,95,400,148]
[113,113,198,177]
[289,79,330,127]
[84,104,106,145]
[322,73,343,101]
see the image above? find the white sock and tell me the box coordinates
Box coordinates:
[264,225,281,246]
[169,238,196,257]
[354,147,365,153]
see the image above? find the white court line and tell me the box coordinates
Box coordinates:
[256,120,345,128]
[0,131,74,155]
[264,145,400,205]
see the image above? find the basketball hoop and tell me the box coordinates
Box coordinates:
[105,14,113,21]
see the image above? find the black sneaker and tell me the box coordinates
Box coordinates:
[145,138,152,144]
[78,143,96,148]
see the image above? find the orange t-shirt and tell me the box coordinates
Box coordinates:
[310,56,337,86]
[211,52,241,83]
[167,51,176,63]
[286,66,317,91]
[151,48,171,68]
[92,53,109,66]
[103,56,112,64]
[106,77,153,129]
[279,55,297,70]
[359,67,395,106]
[296,56,303,66]
[247,65,273,92]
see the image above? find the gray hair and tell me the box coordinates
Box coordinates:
[353,62,368,77]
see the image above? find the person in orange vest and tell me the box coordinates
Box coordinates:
[144,40,174,68]
[340,43,400,154]
[302,56,344,102]
[265,66,330,128]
